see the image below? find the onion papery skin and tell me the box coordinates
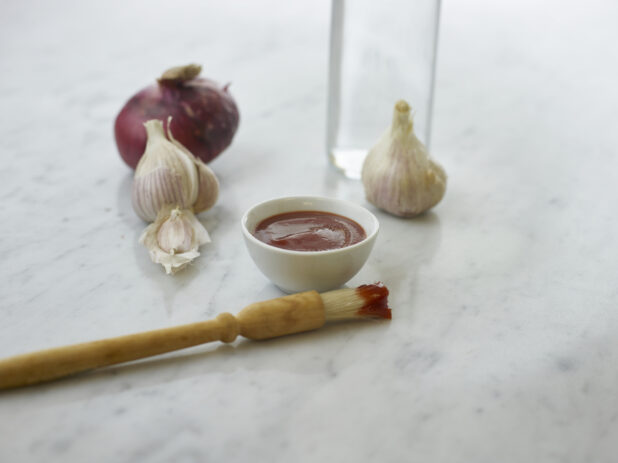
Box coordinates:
[115,77,239,169]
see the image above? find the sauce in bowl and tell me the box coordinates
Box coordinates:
[253,210,366,252]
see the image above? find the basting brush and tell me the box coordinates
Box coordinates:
[0,283,391,389]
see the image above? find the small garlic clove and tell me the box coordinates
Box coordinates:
[156,208,194,254]
[132,119,200,222]
[139,206,211,274]
[361,99,447,217]
[192,159,219,214]
[166,117,219,214]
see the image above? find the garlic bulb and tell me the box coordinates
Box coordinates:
[361,100,447,217]
[132,118,219,222]
[132,117,219,274]
[139,206,211,274]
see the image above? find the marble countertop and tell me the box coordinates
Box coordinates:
[1,0,618,461]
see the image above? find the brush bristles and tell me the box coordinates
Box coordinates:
[321,288,366,321]
[321,283,391,321]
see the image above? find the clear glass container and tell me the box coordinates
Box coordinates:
[327,0,441,178]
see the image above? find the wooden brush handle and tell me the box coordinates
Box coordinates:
[0,290,324,389]
[0,313,238,390]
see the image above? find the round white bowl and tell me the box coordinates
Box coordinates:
[241,196,379,293]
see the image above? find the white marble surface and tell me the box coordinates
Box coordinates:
[1,0,618,461]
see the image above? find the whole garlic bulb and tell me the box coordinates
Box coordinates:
[361,100,447,217]
[131,117,219,274]
[132,118,219,222]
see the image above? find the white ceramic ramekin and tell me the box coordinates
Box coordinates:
[241,196,379,293]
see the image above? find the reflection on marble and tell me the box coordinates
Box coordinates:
[1,0,618,462]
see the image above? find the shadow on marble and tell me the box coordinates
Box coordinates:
[116,170,232,315]
[115,171,135,226]
[321,168,365,200]
[371,211,442,313]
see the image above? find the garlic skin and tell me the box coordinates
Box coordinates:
[132,118,219,222]
[192,159,220,214]
[361,100,447,217]
[139,206,211,274]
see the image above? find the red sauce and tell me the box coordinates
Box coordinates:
[253,210,366,252]
[356,282,391,319]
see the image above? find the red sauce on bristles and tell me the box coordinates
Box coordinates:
[321,282,391,321]
[356,283,391,319]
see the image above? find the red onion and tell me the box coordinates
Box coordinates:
[114,64,239,169]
